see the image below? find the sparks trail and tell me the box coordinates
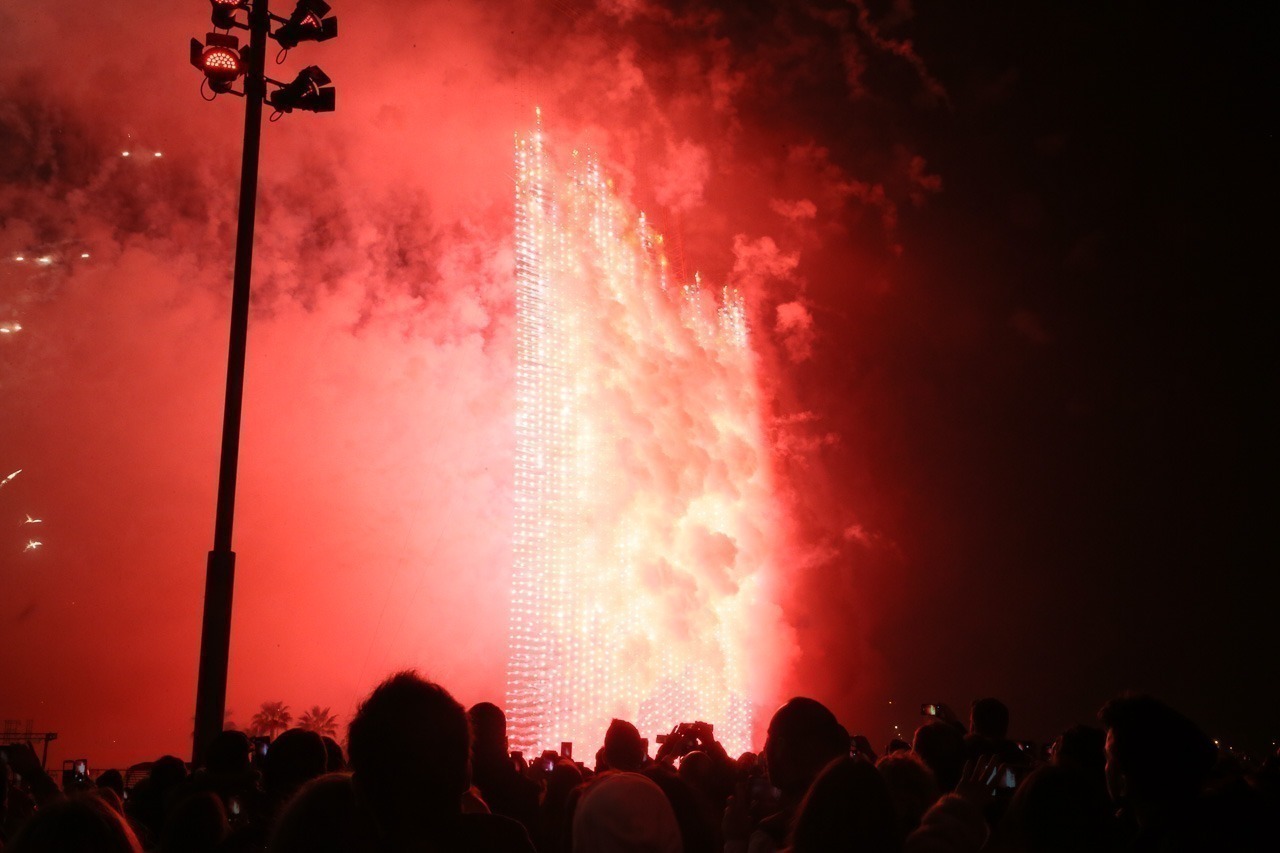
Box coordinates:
[505,114,776,759]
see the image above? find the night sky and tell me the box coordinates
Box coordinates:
[1,1,1273,768]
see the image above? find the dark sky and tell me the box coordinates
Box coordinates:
[1,0,1274,767]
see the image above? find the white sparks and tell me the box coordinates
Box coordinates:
[0,470,20,488]
[24,540,42,552]
[23,514,42,525]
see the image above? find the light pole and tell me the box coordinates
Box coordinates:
[188,0,337,766]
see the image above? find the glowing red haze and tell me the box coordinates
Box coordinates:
[2,0,994,769]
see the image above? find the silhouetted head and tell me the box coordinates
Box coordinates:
[678,750,714,791]
[999,765,1113,853]
[207,730,252,775]
[268,772,372,853]
[321,736,347,772]
[7,793,142,853]
[545,759,585,805]
[1098,693,1215,808]
[875,750,939,836]
[764,697,848,798]
[970,698,1010,739]
[1052,724,1105,780]
[149,755,189,792]
[604,718,646,772]
[264,728,328,803]
[159,791,228,853]
[95,768,125,798]
[912,721,966,792]
[885,738,911,755]
[347,670,471,828]
[573,772,681,853]
[788,757,899,853]
[468,702,507,756]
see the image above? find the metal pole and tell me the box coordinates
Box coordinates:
[193,0,269,767]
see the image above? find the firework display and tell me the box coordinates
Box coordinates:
[505,114,772,758]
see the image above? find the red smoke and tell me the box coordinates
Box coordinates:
[1,0,943,768]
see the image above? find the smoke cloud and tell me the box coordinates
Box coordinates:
[0,0,944,766]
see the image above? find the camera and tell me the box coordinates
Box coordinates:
[920,704,941,716]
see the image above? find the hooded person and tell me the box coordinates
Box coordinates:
[572,772,682,853]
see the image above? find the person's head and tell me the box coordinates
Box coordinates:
[764,697,848,798]
[912,721,966,792]
[322,736,347,772]
[347,671,471,827]
[875,750,939,836]
[970,698,1010,739]
[1052,725,1105,780]
[677,750,715,796]
[159,791,228,853]
[149,754,189,792]
[545,759,585,805]
[998,765,1113,853]
[572,772,682,853]
[96,768,126,798]
[788,757,899,853]
[1098,694,1215,808]
[885,738,911,755]
[468,702,508,756]
[603,718,646,772]
[268,772,373,853]
[7,793,142,853]
[207,729,252,775]
[264,728,329,803]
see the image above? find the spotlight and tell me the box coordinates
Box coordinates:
[190,32,245,93]
[267,66,335,113]
[273,0,337,50]
[209,0,244,30]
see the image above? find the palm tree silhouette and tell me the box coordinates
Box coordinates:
[297,706,339,739]
[250,701,292,740]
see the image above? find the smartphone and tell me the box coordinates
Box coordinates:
[540,757,556,773]
[74,759,88,776]
[1000,767,1017,789]
[229,797,242,816]
[560,741,572,760]
[920,704,941,716]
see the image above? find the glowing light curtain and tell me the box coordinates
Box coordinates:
[506,113,769,758]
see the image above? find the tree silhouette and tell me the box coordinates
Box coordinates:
[297,705,339,739]
[249,701,292,740]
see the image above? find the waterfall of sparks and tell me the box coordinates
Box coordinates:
[506,113,772,759]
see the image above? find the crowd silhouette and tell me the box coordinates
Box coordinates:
[0,673,1275,851]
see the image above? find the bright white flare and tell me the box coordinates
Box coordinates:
[505,116,773,759]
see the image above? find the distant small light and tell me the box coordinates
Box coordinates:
[36,256,54,265]
[122,151,131,157]
[154,151,163,158]
[14,256,24,262]
[80,252,91,259]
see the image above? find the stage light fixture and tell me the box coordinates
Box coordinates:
[267,66,335,113]
[190,32,245,93]
[210,0,244,30]
[273,0,337,50]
